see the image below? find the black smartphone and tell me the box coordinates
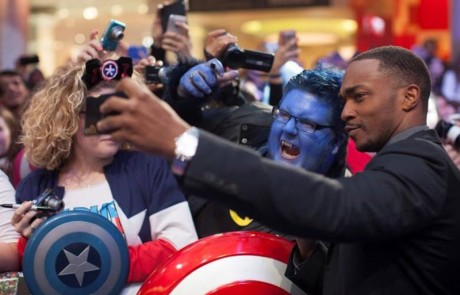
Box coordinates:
[160,1,186,33]
[84,91,128,135]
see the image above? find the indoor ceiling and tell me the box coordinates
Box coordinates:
[26,0,357,73]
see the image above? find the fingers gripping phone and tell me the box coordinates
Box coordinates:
[280,30,297,49]
[160,1,187,33]
[166,14,187,35]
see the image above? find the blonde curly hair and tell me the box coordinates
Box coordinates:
[21,61,139,170]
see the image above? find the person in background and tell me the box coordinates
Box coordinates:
[96,45,460,294]
[11,55,197,293]
[0,107,20,181]
[412,38,445,92]
[150,1,193,63]
[440,55,460,111]
[0,170,20,272]
[15,54,45,91]
[0,70,30,121]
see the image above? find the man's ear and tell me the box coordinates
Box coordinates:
[402,84,420,112]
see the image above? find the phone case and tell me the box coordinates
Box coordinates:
[166,14,187,35]
[281,30,296,45]
[161,1,186,32]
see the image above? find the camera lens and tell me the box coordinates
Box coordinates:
[43,196,64,211]
[223,44,245,69]
[110,26,125,41]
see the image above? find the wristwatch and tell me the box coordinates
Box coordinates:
[171,127,200,176]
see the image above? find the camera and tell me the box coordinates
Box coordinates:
[18,54,40,66]
[144,65,170,84]
[101,19,126,51]
[221,44,274,73]
[33,188,64,212]
[434,119,460,148]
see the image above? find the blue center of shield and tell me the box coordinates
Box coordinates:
[55,242,101,288]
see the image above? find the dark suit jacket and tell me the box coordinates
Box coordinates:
[182,129,460,294]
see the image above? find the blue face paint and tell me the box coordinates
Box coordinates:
[268,89,341,173]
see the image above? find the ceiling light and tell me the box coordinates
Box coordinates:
[83,7,98,20]
[137,4,149,15]
[111,5,123,16]
[56,9,69,19]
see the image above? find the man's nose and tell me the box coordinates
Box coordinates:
[282,117,298,134]
[341,102,355,122]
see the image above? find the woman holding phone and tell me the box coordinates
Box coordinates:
[11,49,197,292]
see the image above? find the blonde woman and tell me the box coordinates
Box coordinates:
[11,57,197,292]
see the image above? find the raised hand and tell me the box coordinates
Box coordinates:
[204,29,238,60]
[177,58,239,98]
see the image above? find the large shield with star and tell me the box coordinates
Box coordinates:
[138,231,307,295]
[22,211,129,295]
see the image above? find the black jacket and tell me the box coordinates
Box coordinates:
[182,128,460,294]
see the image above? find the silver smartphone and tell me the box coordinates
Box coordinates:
[166,14,187,35]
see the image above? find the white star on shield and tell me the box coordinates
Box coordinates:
[104,64,116,78]
[58,246,100,286]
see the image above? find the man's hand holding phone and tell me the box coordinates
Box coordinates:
[269,30,301,80]
[162,14,192,59]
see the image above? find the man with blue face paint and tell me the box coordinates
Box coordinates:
[268,70,346,176]
[159,61,348,242]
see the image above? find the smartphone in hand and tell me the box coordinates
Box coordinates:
[280,30,297,49]
[166,14,187,35]
[160,1,186,33]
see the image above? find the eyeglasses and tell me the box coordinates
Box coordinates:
[272,106,333,134]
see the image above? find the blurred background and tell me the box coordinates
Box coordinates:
[0,0,455,75]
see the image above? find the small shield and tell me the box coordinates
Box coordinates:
[23,211,129,295]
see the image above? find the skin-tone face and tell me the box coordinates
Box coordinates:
[268,89,341,173]
[0,117,11,157]
[340,59,408,152]
[73,88,120,165]
[0,75,29,109]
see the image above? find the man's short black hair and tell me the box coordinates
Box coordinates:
[350,46,432,110]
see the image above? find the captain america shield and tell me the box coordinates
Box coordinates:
[138,231,307,295]
[23,211,129,295]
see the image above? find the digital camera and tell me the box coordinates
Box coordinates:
[32,188,64,213]
[435,119,460,148]
[101,19,126,51]
[144,65,170,84]
[222,44,274,73]
[27,188,63,233]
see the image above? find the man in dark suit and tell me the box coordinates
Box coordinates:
[98,46,460,294]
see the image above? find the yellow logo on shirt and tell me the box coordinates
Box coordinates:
[229,209,253,226]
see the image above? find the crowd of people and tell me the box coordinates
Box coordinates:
[0,1,460,294]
